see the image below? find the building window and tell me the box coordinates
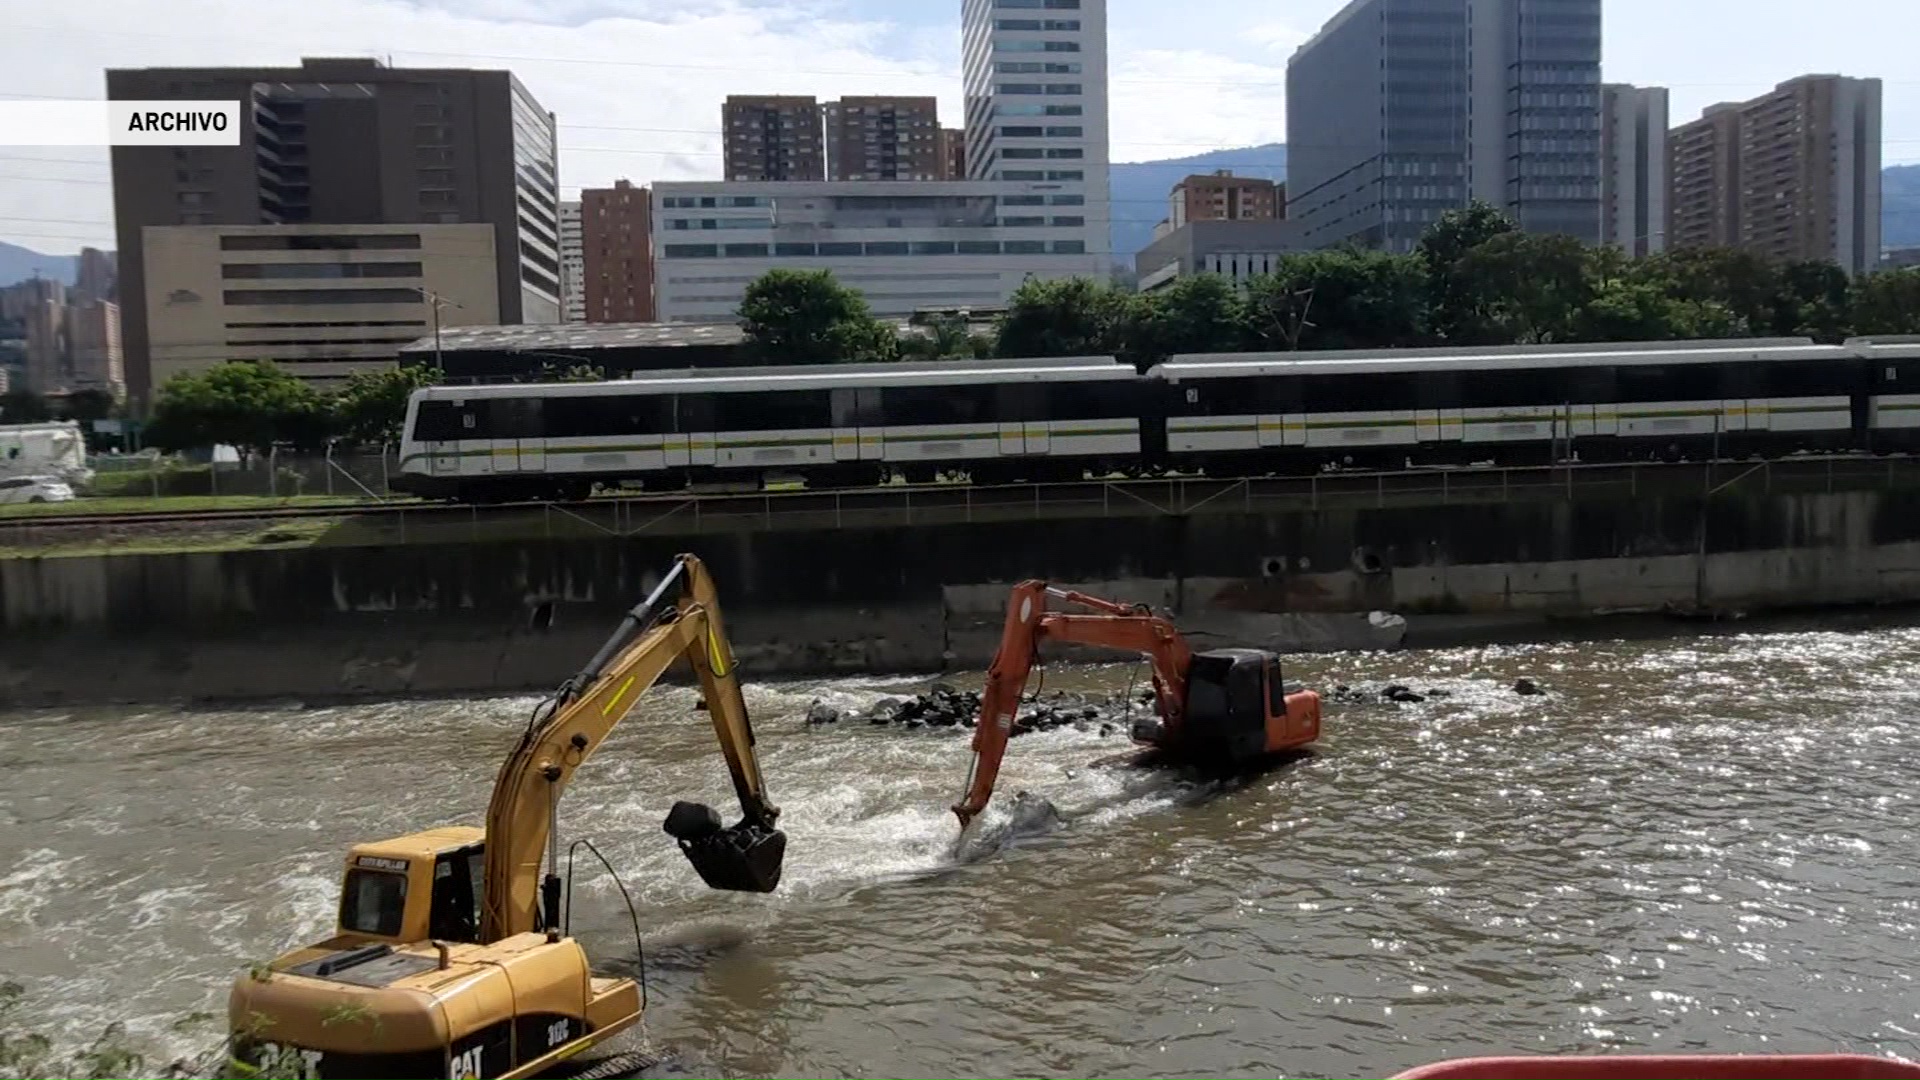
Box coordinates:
[1001,195,1045,205]
[1000,125,1044,137]
[1002,216,1046,226]
[662,244,719,258]
[222,288,423,305]
[1004,240,1048,254]
[911,241,956,255]
[222,262,424,280]
[1052,240,1086,254]
[1051,215,1085,226]
[818,242,863,256]
[1046,170,1083,181]
[996,17,1041,28]
[1044,126,1084,137]
[864,241,910,256]
[418,169,454,186]
[1044,84,1082,95]
[1049,194,1085,205]
[999,170,1046,180]
[723,243,769,257]
[957,241,1001,255]
[220,234,423,251]
[998,83,1045,95]
[1002,148,1044,159]
[774,242,816,256]
[1045,148,1083,159]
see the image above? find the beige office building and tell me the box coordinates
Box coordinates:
[68,300,124,399]
[140,223,500,391]
[1668,74,1882,273]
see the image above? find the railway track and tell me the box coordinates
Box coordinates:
[2,455,1915,535]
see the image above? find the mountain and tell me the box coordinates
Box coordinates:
[0,241,78,288]
[1884,164,1920,253]
[1110,143,1287,266]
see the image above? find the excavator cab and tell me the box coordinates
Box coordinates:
[1149,649,1320,767]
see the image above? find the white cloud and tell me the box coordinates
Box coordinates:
[1108,49,1286,163]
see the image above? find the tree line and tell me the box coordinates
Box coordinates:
[18,201,1916,456]
[755,201,1920,368]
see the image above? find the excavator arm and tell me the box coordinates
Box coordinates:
[951,581,1193,829]
[479,553,785,944]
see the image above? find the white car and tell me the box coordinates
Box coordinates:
[0,475,75,505]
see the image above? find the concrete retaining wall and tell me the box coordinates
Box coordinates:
[4,487,1918,706]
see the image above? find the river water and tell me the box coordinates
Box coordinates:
[4,624,1919,1079]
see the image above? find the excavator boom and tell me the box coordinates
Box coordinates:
[951,581,1322,829]
[483,553,784,941]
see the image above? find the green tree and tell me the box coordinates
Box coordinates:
[536,361,606,383]
[738,268,899,363]
[1450,231,1594,343]
[1852,267,1920,335]
[1243,249,1431,351]
[1772,259,1854,341]
[1125,273,1250,366]
[899,312,996,361]
[1418,200,1520,344]
[1643,247,1777,334]
[992,276,1135,359]
[143,361,334,461]
[333,364,438,448]
[1573,279,1744,342]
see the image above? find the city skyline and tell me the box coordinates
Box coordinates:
[0,0,1913,255]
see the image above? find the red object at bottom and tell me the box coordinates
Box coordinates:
[1391,1054,1920,1079]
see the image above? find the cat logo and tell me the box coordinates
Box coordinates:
[450,1045,483,1079]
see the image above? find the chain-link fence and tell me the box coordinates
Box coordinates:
[83,448,404,502]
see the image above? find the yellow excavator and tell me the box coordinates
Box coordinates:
[227,553,787,1080]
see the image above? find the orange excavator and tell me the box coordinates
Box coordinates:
[951,580,1324,829]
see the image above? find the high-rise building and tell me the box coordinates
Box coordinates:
[822,97,945,180]
[74,247,116,304]
[1667,104,1742,253]
[1287,0,1601,253]
[23,299,65,396]
[106,57,561,406]
[722,96,826,181]
[962,0,1111,261]
[1601,84,1670,256]
[1170,170,1281,228]
[67,300,124,400]
[582,180,655,323]
[1667,75,1882,274]
[559,200,585,322]
[939,127,967,180]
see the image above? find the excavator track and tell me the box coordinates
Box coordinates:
[542,1049,669,1079]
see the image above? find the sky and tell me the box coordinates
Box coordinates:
[0,0,1913,256]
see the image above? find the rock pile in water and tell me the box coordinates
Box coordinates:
[805,683,1147,738]
[1328,678,1546,704]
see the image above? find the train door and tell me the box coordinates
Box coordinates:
[676,394,717,468]
[419,400,473,478]
[831,388,883,462]
[995,384,1038,456]
[489,398,544,473]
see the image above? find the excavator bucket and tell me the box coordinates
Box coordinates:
[662,800,786,893]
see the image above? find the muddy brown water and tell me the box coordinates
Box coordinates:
[3,626,1918,1078]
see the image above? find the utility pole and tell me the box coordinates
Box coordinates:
[416,287,462,373]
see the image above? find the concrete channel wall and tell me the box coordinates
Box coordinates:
[4,460,1920,706]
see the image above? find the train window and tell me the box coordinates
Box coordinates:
[881,385,994,426]
[1410,371,1461,410]
[1048,381,1139,421]
[994,384,1047,423]
[413,400,478,441]
[1767,360,1851,398]
[675,393,716,432]
[1718,362,1766,400]
[487,397,544,440]
[1564,367,1615,405]
[830,388,885,427]
[1303,374,1414,412]
[544,395,674,438]
[712,389,833,431]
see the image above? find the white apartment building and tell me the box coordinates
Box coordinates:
[559,200,586,321]
[1601,84,1669,256]
[962,0,1112,262]
[650,179,1105,322]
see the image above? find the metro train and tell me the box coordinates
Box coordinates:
[389,336,1920,503]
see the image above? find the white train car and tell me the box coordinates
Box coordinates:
[1150,338,1864,471]
[1848,335,1920,452]
[391,356,1142,502]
